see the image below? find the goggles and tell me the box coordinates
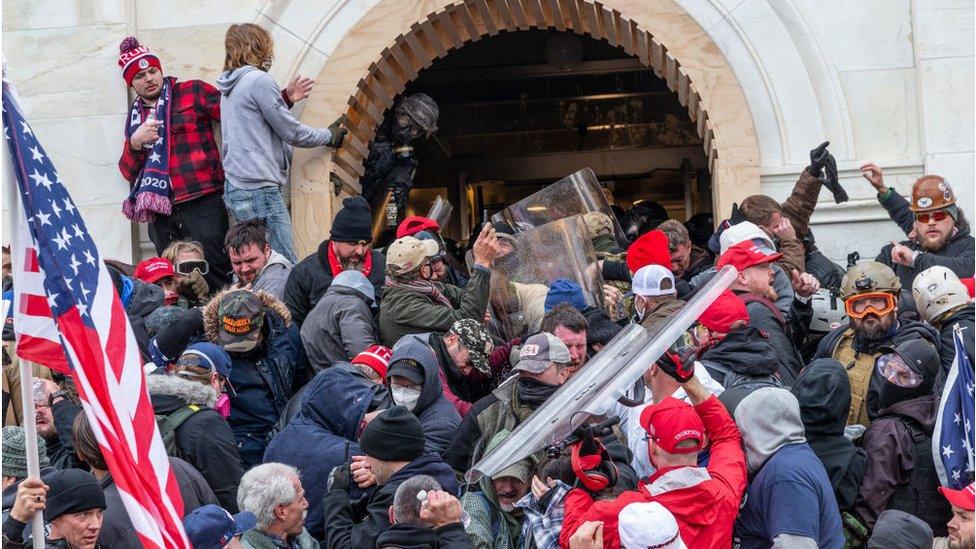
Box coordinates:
[845,292,895,319]
[914,210,951,224]
[175,259,209,276]
[876,353,924,388]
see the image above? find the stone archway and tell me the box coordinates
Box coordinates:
[285,0,761,256]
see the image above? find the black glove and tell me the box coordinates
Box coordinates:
[656,337,697,383]
[327,122,347,148]
[809,141,848,204]
[327,463,351,492]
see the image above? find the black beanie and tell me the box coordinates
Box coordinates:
[330,196,373,243]
[42,468,106,522]
[359,406,425,462]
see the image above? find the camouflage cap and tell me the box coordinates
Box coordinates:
[216,290,264,353]
[583,212,613,239]
[450,319,494,375]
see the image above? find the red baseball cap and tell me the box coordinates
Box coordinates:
[627,230,673,273]
[716,240,782,272]
[396,216,440,239]
[939,482,975,511]
[351,344,393,380]
[698,290,749,333]
[134,257,176,284]
[639,396,706,455]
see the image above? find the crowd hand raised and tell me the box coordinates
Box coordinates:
[418,490,463,528]
[327,463,351,492]
[350,455,376,488]
[773,217,796,241]
[472,223,502,268]
[569,521,605,549]
[809,141,830,174]
[180,270,209,303]
[10,477,48,523]
[285,75,315,103]
[860,163,886,192]
[890,240,916,266]
[790,270,821,298]
[530,475,551,500]
[602,285,622,313]
[129,118,161,150]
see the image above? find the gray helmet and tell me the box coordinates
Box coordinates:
[809,289,847,335]
[397,93,439,134]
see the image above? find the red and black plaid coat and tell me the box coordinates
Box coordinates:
[118,77,224,205]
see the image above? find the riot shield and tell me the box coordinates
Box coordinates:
[467,265,738,483]
[488,215,604,340]
[426,196,454,230]
[491,168,627,247]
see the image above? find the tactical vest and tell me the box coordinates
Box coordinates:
[880,415,952,537]
[831,328,878,426]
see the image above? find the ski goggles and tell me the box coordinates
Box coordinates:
[175,259,209,276]
[876,353,924,388]
[845,292,896,319]
[914,209,951,224]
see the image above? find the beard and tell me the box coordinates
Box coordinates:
[919,230,951,252]
[852,313,895,342]
[949,529,974,549]
[340,257,365,271]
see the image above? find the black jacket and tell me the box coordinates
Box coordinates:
[697,327,784,388]
[791,359,867,511]
[46,399,84,471]
[734,291,810,386]
[813,317,941,360]
[933,304,975,396]
[146,374,243,512]
[375,522,475,549]
[284,241,386,326]
[323,453,459,549]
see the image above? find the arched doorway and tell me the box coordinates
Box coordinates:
[285,0,761,255]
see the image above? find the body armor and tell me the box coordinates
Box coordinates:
[831,328,878,426]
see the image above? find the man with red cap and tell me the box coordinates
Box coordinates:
[559,370,746,548]
[936,482,975,549]
[134,256,180,306]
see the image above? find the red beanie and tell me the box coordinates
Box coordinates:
[626,230,673,273]
[118,36,162,86]
[698,290,749,333]
[352,345,393,380]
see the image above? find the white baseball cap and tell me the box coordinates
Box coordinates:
[618,501,686,549]
[719,221,776,254]
[632,264,676,297]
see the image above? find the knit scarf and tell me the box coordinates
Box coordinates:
[326,241,373,277]
[512,378,560,422]
[122,77,173,222]
[385,275,453,307]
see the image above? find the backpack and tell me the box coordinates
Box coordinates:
[155,405,202,458]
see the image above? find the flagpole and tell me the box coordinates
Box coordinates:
[2,77,46,549]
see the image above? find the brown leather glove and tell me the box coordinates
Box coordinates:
[180,269,209,304]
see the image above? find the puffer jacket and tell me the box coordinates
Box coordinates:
[146,374,243,512]
[264,368,375,540]
[791,359,867,511]
[300,277,377,371]
[284,240,386,326]
[389,337,462,454]
[697,327,784,388]
[202,289,305,467]
[379,266,491,347]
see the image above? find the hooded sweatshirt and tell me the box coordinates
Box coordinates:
[697,327,783,388]
[732,387,844,549]
[389,338,462,454]
[301,270,378,370]
[242,250,293,300]
[216,65,332,189]
[791,359,867,511]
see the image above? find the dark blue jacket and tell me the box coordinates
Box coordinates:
[264,368,374,540]
[389,337,462,454]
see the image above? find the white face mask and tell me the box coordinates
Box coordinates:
[391,386,421,412]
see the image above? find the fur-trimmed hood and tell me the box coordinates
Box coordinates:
[146,374,217,408]
[202,288,291,345]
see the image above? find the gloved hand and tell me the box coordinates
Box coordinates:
[327,463,352,492]
[656,336,697,383]
[327,120,347,148]
[571,426,618,493]
[179,269,209,303]
[809,141,848,204]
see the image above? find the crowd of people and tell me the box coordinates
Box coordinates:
[0,24,975,549]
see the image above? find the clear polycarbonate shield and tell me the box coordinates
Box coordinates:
[426,196,454,230]
[490,167,626,246]
[467,265,739,483]
[488,215,604,340]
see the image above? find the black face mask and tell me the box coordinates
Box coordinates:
[517,377,560,407]
[866,353,937,420]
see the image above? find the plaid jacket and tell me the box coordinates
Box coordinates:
[516,481,570,549]
[118,77,223,205]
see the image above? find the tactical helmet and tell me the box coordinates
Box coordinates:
[396,93,439,134]
[809,289,848,335]
[912,266,971,324]
[839,261,901,300]
[910,175,956,213]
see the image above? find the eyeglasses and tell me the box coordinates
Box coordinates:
[915,210,950,224]
[845,292,896,319]
[876,353,924,388]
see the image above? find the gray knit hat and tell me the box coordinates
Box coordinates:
[2,426,50,479]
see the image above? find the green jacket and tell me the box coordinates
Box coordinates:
[379,266,491,347]
[240,528,319,549]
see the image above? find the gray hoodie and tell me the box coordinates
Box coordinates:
[732,386,807,474]
[233,250,293,300]
[216,65,332,189]
[301,270,378,371]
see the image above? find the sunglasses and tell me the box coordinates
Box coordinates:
[175,260,209,276]
[845,292,896,319]
[914,210,950,224]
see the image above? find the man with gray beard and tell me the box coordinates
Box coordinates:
[237,463,318,549]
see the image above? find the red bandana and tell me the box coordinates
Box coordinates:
[327,241,373,278]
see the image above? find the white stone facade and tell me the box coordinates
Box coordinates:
[3,0,973,265]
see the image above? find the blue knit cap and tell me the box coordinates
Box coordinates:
[545,279,587,312]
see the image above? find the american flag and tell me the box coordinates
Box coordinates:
[3,81,189,548]
[933,324,975,489]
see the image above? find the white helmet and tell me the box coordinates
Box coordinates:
[912,266,970,323]
[809,289,847,335]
